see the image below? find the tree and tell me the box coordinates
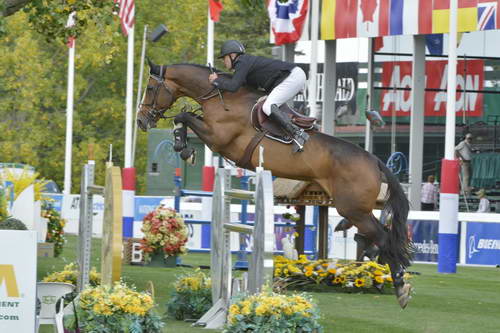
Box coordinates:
[2,0,31,17]
[0,0,273,194]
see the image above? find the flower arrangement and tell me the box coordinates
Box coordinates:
[41,202,66,257]
[274,255,411,293]
[0,168,48,201]
[225,290,322,333]
[43,263,101,287]
[140,206,188,261]
[166,269,212,320]
[64,282,164,333]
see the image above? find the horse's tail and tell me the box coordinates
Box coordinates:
[377,159,412,268]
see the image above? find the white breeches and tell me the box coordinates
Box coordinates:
[262,66,307,115]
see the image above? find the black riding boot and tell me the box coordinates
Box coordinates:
[269,105,309,153]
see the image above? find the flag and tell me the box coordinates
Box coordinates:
[432,0,478,34]
[114,0,135,36]
[477,0,497,30]
[268,0,309,45]
[425,34,444,55]
[209,0,223,22]
[374,36,384,51]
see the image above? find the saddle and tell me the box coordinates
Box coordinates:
[250,97,317,144]
[237,97,317,170]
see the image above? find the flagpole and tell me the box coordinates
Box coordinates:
[132,25,148,166]
[438,0,459,274]
[123,24,136,239]
[125,26,135,168]
[205,6,214,171]
[308,0,319,119]
[63,39,75,194]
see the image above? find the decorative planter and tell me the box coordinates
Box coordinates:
[147,252,166,267]
[164,255,178,267]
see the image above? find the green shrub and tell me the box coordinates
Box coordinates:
[166,270,212,320]
[0,217,27,230]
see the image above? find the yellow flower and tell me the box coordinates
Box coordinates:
[355,278,365,287]
[327,268,337,275]
[305,271,313,277]
[229,304,240,316]
[375,275,384,284]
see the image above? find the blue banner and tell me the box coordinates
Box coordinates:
[466,222,500,266]
[408,220,439,262]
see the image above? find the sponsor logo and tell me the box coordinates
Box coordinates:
[0,265,20,298]
[469,234,500,259]
[413,240,438,254]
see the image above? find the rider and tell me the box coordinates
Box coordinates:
[208,40,310,152]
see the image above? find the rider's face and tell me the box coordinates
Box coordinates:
[223,54,235,70]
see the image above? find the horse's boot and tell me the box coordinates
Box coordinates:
[269,105,309,153]
[354,233,380,261]
[173,124,187,152]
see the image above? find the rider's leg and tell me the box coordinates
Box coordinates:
[264,67,309,152]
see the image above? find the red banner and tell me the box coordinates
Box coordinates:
[380,60,484,117]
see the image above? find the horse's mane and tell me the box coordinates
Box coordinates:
[170,63,232,77]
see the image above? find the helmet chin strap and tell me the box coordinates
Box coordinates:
[230,54,240,70]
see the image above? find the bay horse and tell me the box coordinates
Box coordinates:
[137,60,413,308]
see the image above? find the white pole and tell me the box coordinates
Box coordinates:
[445,6,458,160]
[124,26,135,168]
[63,39,75,195]
[132,25,148,166]
[438,0,459,274]
[205,6,214,168]
[308,0,320,118]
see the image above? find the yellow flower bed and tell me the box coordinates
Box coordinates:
[274,255,410,292]
[225,290,322,332]
[80,282,154,316]
[43,263,101,286]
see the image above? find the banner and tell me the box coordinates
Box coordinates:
[320,0,500,40]
[380,60,484,117]
[407,220,439,262]
[0,231,37,332]
[466,222,500,265]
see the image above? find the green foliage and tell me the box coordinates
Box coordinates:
[166,270,212,320]
[0,187,8,221]
[0,0,273,195]
[23,0,114,43]
[0,217,27,230]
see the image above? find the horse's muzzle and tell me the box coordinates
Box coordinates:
[137,113,156,132]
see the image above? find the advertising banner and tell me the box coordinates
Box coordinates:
[0,231,37,332]
[466,222,500,265]
[380,60,484,117]
[407,220,439,262]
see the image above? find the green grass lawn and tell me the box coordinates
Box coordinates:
[38,235,500,333]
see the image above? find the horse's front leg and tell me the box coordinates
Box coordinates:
[173,122,187,152]
[174,112,214,149]
[174,112,215,165]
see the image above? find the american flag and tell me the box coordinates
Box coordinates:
[115,0,135,36]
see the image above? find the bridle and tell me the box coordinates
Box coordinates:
[140,65,224,124]
[140,67,175,123]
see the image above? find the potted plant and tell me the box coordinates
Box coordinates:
[225,289,322,333]
[139,206,188,267]
[64,282,164,332]
[42,202,67,257]
[166,269,212,320]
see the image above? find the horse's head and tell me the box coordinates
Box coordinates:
[137,58,178,131]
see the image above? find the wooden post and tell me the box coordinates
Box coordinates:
[318,206,329,259]
[101,165,123,286]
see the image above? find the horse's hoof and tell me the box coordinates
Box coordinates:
[180,148,196,165]
[396,283,412,309]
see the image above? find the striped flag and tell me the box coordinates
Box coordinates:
[115,0,135,36]
[477,0,498,30]
[319,0,499,40]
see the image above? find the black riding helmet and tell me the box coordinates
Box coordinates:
[218,40,245,59]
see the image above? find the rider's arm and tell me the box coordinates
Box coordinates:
[212,57,251,92]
